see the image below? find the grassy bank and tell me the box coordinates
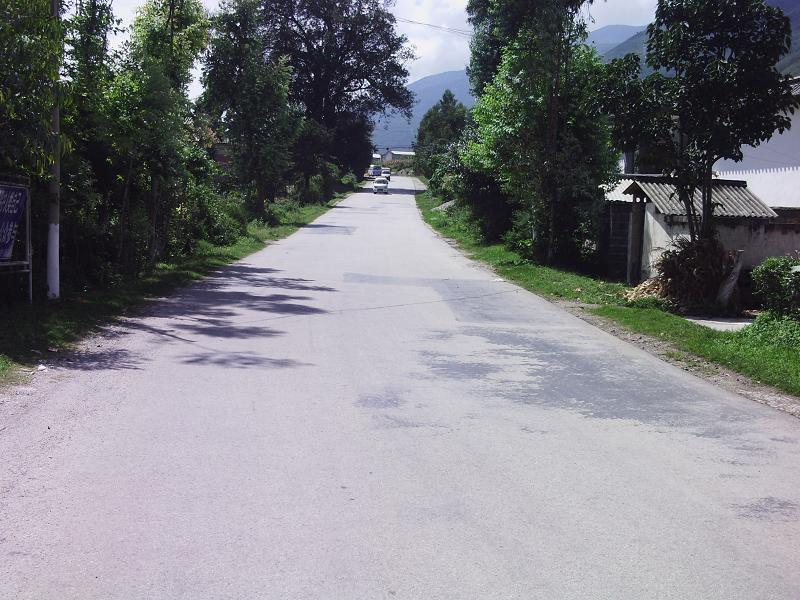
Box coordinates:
[417,190,628,305]
[416,189,800,398]
[0,198,339,384]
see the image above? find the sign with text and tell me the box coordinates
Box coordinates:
[0,183,28,260]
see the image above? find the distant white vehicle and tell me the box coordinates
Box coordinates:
[381,167,391,180]
[373,177,389,194]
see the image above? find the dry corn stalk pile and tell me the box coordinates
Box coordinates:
[624,278,663,302]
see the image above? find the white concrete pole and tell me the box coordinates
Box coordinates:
[47,0,61,300]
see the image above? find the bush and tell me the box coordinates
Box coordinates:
[339,172,359,191]
[263,198,302,227]
[751,255,800,317]
[203,191,248,246]
[738,310,800,350]
[657,237,736,313]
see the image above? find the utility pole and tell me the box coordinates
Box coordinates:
[47,0,60,299]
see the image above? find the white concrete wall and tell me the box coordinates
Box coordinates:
[716,221,800,267]
[639,206,800,278]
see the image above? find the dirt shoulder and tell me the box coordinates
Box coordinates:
[559,300,800,419]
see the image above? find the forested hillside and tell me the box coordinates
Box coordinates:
[602,0,800,74]
[372,70,474,152]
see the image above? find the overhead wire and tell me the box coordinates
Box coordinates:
[394,16,473,38]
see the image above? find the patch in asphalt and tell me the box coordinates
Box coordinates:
[301,224,357,235]
[734,497,800,521]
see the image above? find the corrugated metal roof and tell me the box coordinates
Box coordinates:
[604,178,635,203]
[790,76,800,97]
[622,180,777,218]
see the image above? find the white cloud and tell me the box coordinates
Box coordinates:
[389,0,471,83]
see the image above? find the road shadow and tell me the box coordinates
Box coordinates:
[47,264,335,373]
[53,348,144,372]
[386,186,424,196]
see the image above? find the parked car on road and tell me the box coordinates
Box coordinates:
[369,164,382,177]
[381,168,391,180]
[373,177,389,194]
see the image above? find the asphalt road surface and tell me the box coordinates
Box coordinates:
[2,176,799,599]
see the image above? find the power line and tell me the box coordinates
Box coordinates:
[394,17,473,38]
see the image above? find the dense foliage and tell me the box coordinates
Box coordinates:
[2,0,412,301]
[444,1,616,266]
[0,0,61,176]
[413,90,467,179]
[607,0,799,240]
[751,255,800,317]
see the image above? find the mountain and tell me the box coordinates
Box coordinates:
[601,0,800,76]
[586,24,646,55]
[372,69,474,152]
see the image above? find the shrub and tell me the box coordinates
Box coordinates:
[738,310,800,351]
[203,192,247,245]
[751,255,800,317]
[263,198,302,227]
[339,172,359,191]
[656,237,736,313]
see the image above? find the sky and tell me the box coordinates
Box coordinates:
[109,0,659,90]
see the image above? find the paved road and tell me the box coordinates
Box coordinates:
[2,176,799,599]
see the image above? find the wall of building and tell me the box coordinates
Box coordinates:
[715,111,800,173]
[640,207,800,278]
[715,166,800,209]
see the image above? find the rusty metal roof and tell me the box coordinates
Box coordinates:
[622,179,777,218]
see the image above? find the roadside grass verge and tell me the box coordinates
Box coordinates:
[592,306,800,397]
[416,190,628,305]
[416,188,800,398]
[0,198,339,384]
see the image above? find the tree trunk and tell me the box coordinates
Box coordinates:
[116,157,134,265]
[542,6,568,264]
[700,161,715,240]
[149,173,160,265]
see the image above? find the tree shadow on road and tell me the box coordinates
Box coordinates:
[43,264,336,374]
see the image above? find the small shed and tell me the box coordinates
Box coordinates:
[601,175,799,283]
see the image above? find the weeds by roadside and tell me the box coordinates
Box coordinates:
[417,191,628,305]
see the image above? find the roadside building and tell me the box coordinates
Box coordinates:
[382,150,415,162]
[601,175,799,284]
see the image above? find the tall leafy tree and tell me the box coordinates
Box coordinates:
[644,0,799,239]
[204,0,298,212]
[0,0,62,176]
[466,37,617,264]
[413,90,467,178]
[260,0,414,169]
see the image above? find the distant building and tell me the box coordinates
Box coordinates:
[382,150,415,162]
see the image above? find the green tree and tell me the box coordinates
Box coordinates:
[413,90,467,178]
[466,37,617,264]
[261,0,414,170]
[0,0,62,176]
[645,0,799,240]
[203,0,299,212]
